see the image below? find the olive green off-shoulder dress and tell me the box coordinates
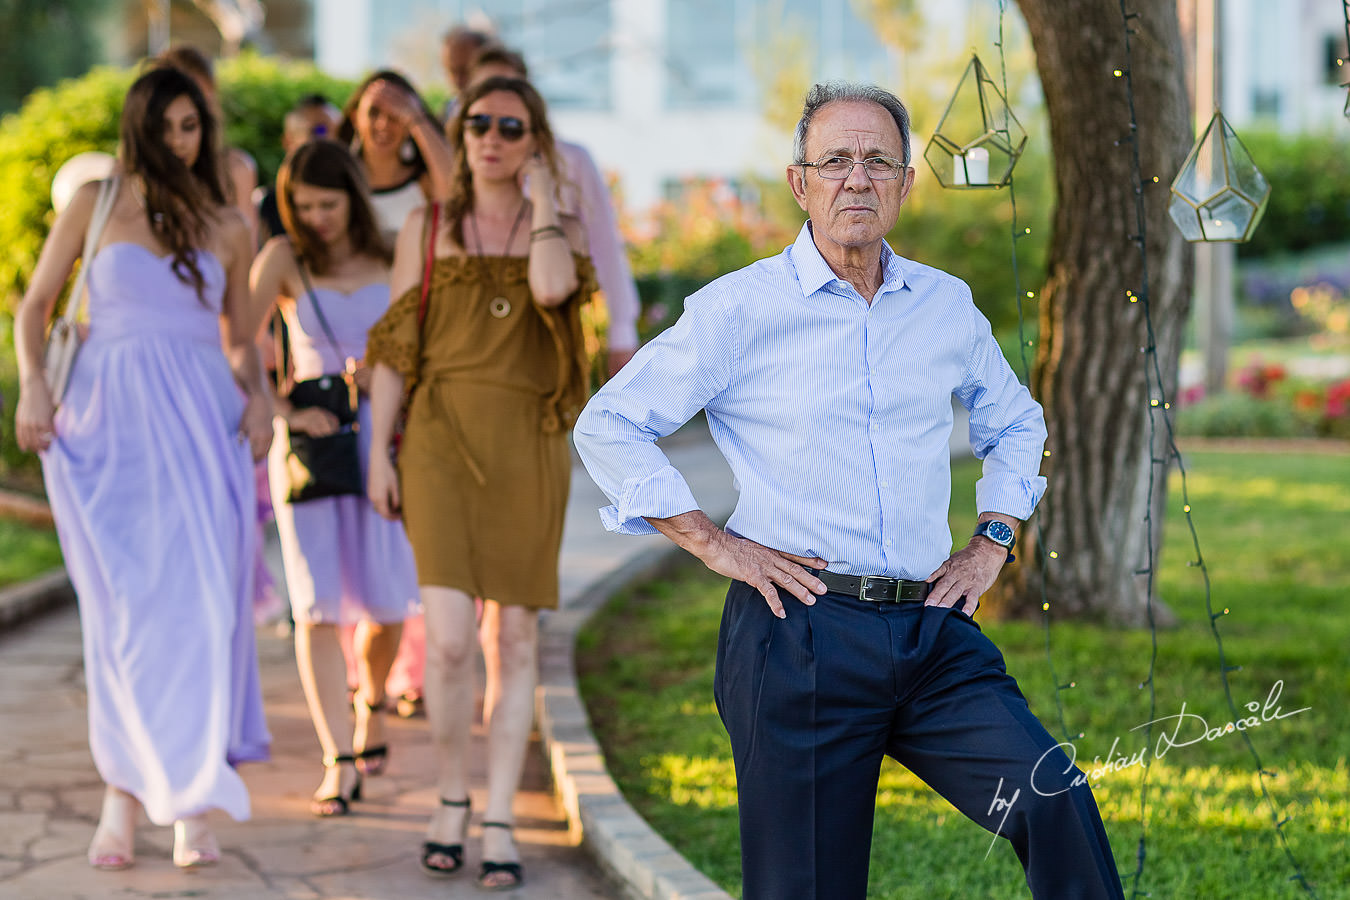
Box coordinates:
[365,253,595,609]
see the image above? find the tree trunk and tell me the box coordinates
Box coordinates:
[991,0,1194,624]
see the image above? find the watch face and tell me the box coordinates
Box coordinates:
[984,521,1014,546]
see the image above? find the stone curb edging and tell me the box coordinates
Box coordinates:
[538,542,735,900]
[0,489,732,896]
[0,568,73,631]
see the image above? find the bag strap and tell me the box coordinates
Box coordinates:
[290,247,346,364]
[271,305,289,396]
[419,200,439,328]
[56,176,120,328]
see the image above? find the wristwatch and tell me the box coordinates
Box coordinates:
[972,520,1016,562]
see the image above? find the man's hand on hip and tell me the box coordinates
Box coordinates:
[646,510,826,619]
[924,539,1009,616]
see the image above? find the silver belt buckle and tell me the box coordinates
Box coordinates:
[859,575,889,602]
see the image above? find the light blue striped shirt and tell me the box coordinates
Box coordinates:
[573,222,1048,580]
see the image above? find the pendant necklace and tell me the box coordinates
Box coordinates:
[468,201,529,319]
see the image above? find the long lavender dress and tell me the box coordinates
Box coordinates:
[41,242,270,826]
[268,282,418,625]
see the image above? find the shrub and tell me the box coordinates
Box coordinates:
[1237,131,1350,258]
[0,55,357,308]
[621,142,1055,340]
[624,178,801,338]
[1174,392,1310,438]
[0,55,356,491]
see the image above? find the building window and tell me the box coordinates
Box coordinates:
[375,0,612,110]
[664,0,894,109]
[666,0,749,107]
[1250,88,1281,119]
[502,0,612,109]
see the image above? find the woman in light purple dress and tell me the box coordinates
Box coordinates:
[12,67,274,871]
[250,139,417,817]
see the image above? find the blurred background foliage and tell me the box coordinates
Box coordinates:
[0,55,354,490]
[4,44,1350,491]
[0,0,106,116]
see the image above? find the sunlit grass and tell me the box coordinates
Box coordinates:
[578,447,1350,899]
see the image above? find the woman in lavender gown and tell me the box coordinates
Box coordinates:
[250,139,417,816]
[12,67,273,870]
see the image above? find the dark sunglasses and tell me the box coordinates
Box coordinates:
[464,114,528,142]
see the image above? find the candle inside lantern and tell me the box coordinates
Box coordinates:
[953,147,990,186]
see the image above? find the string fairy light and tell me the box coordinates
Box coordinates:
[991,0,1076,741]
[1342,0,1350,117]
[1113,1,1319,895]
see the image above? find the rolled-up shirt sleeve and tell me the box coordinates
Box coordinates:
[955,308,1048,521]
[574,289,736,533]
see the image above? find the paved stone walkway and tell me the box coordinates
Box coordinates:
[0,429,739,900]
[0,413,974,900]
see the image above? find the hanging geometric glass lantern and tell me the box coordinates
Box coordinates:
[1342,0,1350,118]
[1167,110,1270,242]
[923,55,1027,190]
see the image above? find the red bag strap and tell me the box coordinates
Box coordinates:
[418,201,440,328]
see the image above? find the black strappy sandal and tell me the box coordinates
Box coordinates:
[420,797,470,878]
[353,695,390,776]
[310,754,362,817]
[477,821,524,891]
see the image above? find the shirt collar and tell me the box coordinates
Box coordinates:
[789,221,909,300]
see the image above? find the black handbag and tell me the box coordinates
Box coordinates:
[277,256,364,504]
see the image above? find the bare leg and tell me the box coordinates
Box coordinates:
[294,621,359,812]
[88,784,139,870]
[478,600,538,887]
[352,619,403,774]
[421,585,478,871]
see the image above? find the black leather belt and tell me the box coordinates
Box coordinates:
[809,569,931,602]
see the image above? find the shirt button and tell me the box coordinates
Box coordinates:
[880,480,889,488]
[884,539,893,547]
[871,424,880,432]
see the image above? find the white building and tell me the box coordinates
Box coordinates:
[314,0,1350,211]
[1214,0,1347,134]
[316,0,943,209]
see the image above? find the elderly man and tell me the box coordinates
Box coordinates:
[573,83,1124,900]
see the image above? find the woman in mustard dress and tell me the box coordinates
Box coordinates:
[365,75,593,891]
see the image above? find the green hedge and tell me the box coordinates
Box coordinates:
[0,55,356,490]
[626,142,1055,341]
[1238,130,1350,258]
[0,54,355,307]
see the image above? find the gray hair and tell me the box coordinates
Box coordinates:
[792,82,912,167]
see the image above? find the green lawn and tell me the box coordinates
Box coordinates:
[578,446,1350,899]
[0,518,62,589]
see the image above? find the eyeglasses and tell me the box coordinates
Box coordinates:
[800,155,907,180]
[464,114,528,142]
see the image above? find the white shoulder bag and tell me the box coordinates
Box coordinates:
[43,175,120,404]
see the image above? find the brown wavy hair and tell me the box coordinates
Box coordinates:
[277,139,391,275]
[119,66,228,303]
[444,76,560,249]
[336,70,440,176]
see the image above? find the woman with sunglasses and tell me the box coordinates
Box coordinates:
[337,70,455,245]
[13,66,272,871]
[365,75,594,891]
[250,139,419,817]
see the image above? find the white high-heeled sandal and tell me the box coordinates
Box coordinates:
[172,815,221,868]
[88,786,138,871]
